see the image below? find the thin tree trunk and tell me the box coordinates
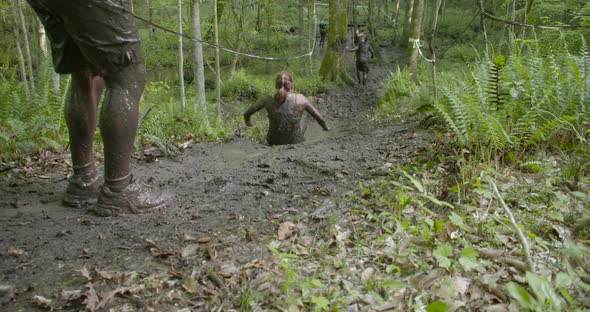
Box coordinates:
[479,0,489,57]
[17,0,35,92]
[177,0,186,111]
[213,0,221,122]
[429,0,442,99]
[401,0,414,48]
[392,0,401,44]
[351,0,357,47]
[520,0,529,51]
[319,0,353,84]
[38,18,47,60]
[229,0,244,80]
[307,0,315,74]
[368,0,375,39]
[406,0,424,81]
[8,0,30,100]
[298,0,306,73]
[191,0,208,127]
[147,0,154,36]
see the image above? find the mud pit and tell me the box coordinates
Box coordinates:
[0,47,433,310]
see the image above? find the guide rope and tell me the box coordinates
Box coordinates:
[481,10,590,30]
[131,12,315,61]
[409,38,435,63]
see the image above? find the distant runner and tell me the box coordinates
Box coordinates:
[244,71,329,146]
[348,33,374,85]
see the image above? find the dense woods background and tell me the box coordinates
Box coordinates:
[1,0,589,310]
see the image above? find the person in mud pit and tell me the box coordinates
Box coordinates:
[349,33,374,85]
[244,71,329,146]
[26,0,170,215]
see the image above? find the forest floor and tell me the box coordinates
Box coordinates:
[0,46,521,311]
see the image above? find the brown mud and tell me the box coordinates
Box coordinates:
[0,47,433,310]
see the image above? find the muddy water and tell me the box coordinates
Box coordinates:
[0,46,432,310]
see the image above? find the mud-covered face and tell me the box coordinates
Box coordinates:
[275,72,294,91]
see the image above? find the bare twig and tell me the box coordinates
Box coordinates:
[489,179,535,272]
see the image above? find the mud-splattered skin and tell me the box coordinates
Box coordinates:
[25,0,168,213]
[244,93,328,146]
[349,34,374,85]
[245,72,328,146]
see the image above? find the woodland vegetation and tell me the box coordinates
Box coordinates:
[1,0,589,310]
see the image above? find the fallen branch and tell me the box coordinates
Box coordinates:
[489,179,535,273]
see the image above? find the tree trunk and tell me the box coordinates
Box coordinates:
[8,0,30,100]
[17,0,35,92]
[177,0,186,111]
[401,0,414,48]
[368,0,375,40]
[406,0,424,81]
[479,0,489,57]
[351,0,358,47]
[229,0,245,80]
[392,0,401,44]
[213,0,222,122]
[147,0,154,36]
[428,0,442,99]
[307,0,315,75]
[319,0,353,84]
[191,0,208,127]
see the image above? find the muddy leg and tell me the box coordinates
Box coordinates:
[95,55,170,216]
[63,71,104,207]
[356,69,362,85]
[99,61,146,191]
[66,71,104,176]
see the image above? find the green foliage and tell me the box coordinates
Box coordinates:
[377,66,420,116]
[507,272,564,311]
[0,61,67,158]
[220,69,269,101]
[432,44,589,162]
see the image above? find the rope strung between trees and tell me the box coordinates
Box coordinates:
[409,38,435,63]
[132,13,315,61]
[481,10,590,30]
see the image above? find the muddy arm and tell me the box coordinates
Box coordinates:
[244,98,267,127]
[304,101,329,131]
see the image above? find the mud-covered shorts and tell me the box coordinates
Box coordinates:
[26,0,141,75]
[356,60,370,73]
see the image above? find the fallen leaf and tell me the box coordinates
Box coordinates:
[453,276,470,295]
[410,268,446,290]
[77,266,92,281]
[60,289,83,301]
[32,295,53,309]
[219,262,238,278]
[83,283,100,312]
[182,276,198,294]
[361,267,375,281]
[181,244,200,258]
[7,247,24,257]
[278,222,297,240]
[196,235,212,243]
[208,245,217,260]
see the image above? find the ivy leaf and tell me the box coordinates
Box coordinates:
[449,212,467,231]
[434,244,453,269]
[425,300,447,312]
[506,282,538,310]
[526,272,562,310]
[459,247,479,271]
[311,296,330,311]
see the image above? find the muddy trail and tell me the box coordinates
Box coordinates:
[0,46,433,311]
